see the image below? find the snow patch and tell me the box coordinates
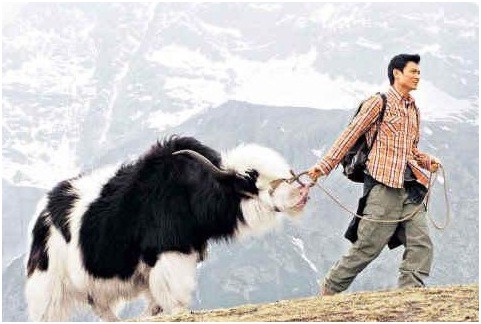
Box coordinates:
[4,136,80,189]
[147,45,224,73]
[423,127,433,136]
[419,44,441,56]
[356,37,382,50]
[304,3,361,29]
[311,148,326,158]
[164,76,227,108]
[414,80,474,122]
[147,106,206,131]
[291,237,318,273]
[198,21,242,38]
[248,3,282,12]
[231,48,376,110]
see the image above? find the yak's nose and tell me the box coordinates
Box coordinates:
[299,185,310,198]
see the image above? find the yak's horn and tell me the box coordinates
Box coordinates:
[172,150,234,178]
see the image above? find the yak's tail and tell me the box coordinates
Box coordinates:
[25,213,73,321]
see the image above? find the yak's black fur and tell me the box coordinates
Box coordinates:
[26,211,50,277]
[47,180,78,243]
[77,136,259,279]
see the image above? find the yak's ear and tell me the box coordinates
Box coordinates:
[233,169,259,198]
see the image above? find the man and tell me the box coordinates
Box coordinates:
[308,54,440,295]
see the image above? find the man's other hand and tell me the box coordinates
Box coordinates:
[430,157,441,172]
[307,165,324,182]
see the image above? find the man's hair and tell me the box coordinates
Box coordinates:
[388,54,420,85]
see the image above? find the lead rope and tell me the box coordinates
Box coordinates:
[427,164,451,230]
[302,165,450,229]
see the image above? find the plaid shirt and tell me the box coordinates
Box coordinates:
[317,86,433,188]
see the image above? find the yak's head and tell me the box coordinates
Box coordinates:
[173,144,309,236]
[173,144,310,217]
[221,144,310,217]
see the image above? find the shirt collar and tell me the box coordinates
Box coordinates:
[389,86,415,104]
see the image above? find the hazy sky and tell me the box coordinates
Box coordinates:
[1,3,26,26]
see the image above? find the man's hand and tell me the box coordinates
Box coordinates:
[430,156,441,172]
[307,164,325,182]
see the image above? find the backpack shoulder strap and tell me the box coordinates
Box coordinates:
[352,92,387,120]
[378,92,387,121]
[350,101,365,122]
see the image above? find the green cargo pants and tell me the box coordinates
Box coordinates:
[323,182,433,293]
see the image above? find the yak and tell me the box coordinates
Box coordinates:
[25,135,310,321]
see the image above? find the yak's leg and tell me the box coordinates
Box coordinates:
[87,295,119,322]
[25,270,73,321]
[141,292,164,317]
[148,251,198,315]
[90,304,119,321]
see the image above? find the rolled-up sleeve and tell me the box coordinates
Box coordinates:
[412,131,434,171]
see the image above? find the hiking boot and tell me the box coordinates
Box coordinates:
[319,283,337,296]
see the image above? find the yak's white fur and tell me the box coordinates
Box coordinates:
[225,144,304,237]
[222,143,292,188]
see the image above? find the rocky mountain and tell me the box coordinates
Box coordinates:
[2,2,478,321]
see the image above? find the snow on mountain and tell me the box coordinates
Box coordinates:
[2,135,80,189]
[414,81,477,123]
[291,237,319,274]
[147,105,207,131]
[147,44,475,122]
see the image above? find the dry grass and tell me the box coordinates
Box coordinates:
[134,284,478,322]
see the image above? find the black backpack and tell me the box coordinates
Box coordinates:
[341,93,387,183]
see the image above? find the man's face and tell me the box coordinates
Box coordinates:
[394,61,420,92]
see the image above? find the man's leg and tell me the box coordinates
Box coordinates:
[322,184,403,294]
[398,199,433,288]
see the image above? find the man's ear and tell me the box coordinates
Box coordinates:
[393,68,402,79]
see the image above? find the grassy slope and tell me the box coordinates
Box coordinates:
[137,284,478,322]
